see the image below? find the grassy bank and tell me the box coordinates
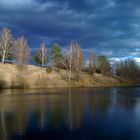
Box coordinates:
[0,63,133,89]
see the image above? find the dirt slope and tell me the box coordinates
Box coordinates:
[0,63,121,89]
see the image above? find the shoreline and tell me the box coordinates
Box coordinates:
[0,63,138,89]
[0,82,137,90]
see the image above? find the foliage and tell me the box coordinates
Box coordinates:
[46,67,52,73]
[51,43,62,66]
[34,42,48,66]
[97,55,112,76]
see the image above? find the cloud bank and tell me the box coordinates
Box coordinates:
[0,0,140,61]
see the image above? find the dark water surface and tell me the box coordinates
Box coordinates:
[0,87,140,140]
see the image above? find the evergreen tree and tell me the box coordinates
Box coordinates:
[97,55,111,76]
[34,42,48,66]
[51,43,62,66]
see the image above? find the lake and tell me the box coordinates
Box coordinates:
[0,87,140,140]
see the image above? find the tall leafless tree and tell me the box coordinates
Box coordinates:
[0,28,13,63]
[14,36,30,65]
[61,43,73,84]
[115,59,140,82]
[61,43,84,84]
[72,43,84,80]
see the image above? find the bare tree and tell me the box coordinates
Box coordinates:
[115,59,140,82]
[61,43,84,84]
[14,36,30,65]
[34,42,48,66]
[61,43,73,84]
[0,28,13,63]
[72,43,84,80]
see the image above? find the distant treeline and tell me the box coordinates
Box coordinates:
[0,28,140,83]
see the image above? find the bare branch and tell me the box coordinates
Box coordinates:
[0,28,13,63]
[14,36,30,65]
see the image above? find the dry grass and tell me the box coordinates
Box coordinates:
[0,63,122,89]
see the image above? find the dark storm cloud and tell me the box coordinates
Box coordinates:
[0,0,140,61]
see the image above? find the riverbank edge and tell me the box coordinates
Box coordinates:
[0,63,137,89]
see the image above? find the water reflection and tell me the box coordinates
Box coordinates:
[0,87,140,140]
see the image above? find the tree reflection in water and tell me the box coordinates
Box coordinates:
[0,87,139,140]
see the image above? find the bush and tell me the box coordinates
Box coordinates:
[53,67,60,72]
[46,67,52,73]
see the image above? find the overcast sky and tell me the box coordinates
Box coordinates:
[0,0,140,62]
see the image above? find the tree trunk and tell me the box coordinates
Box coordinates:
[42,58,44,67]
[2,51,6,63]
[68,70,71,86]
[19,51,22,65]
[42,55,44,67]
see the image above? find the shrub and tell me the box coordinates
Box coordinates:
[46,67,52,73]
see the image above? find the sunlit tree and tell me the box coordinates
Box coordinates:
[60,43,84,83]
[0,28,13,63]
[14,36,30,65]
